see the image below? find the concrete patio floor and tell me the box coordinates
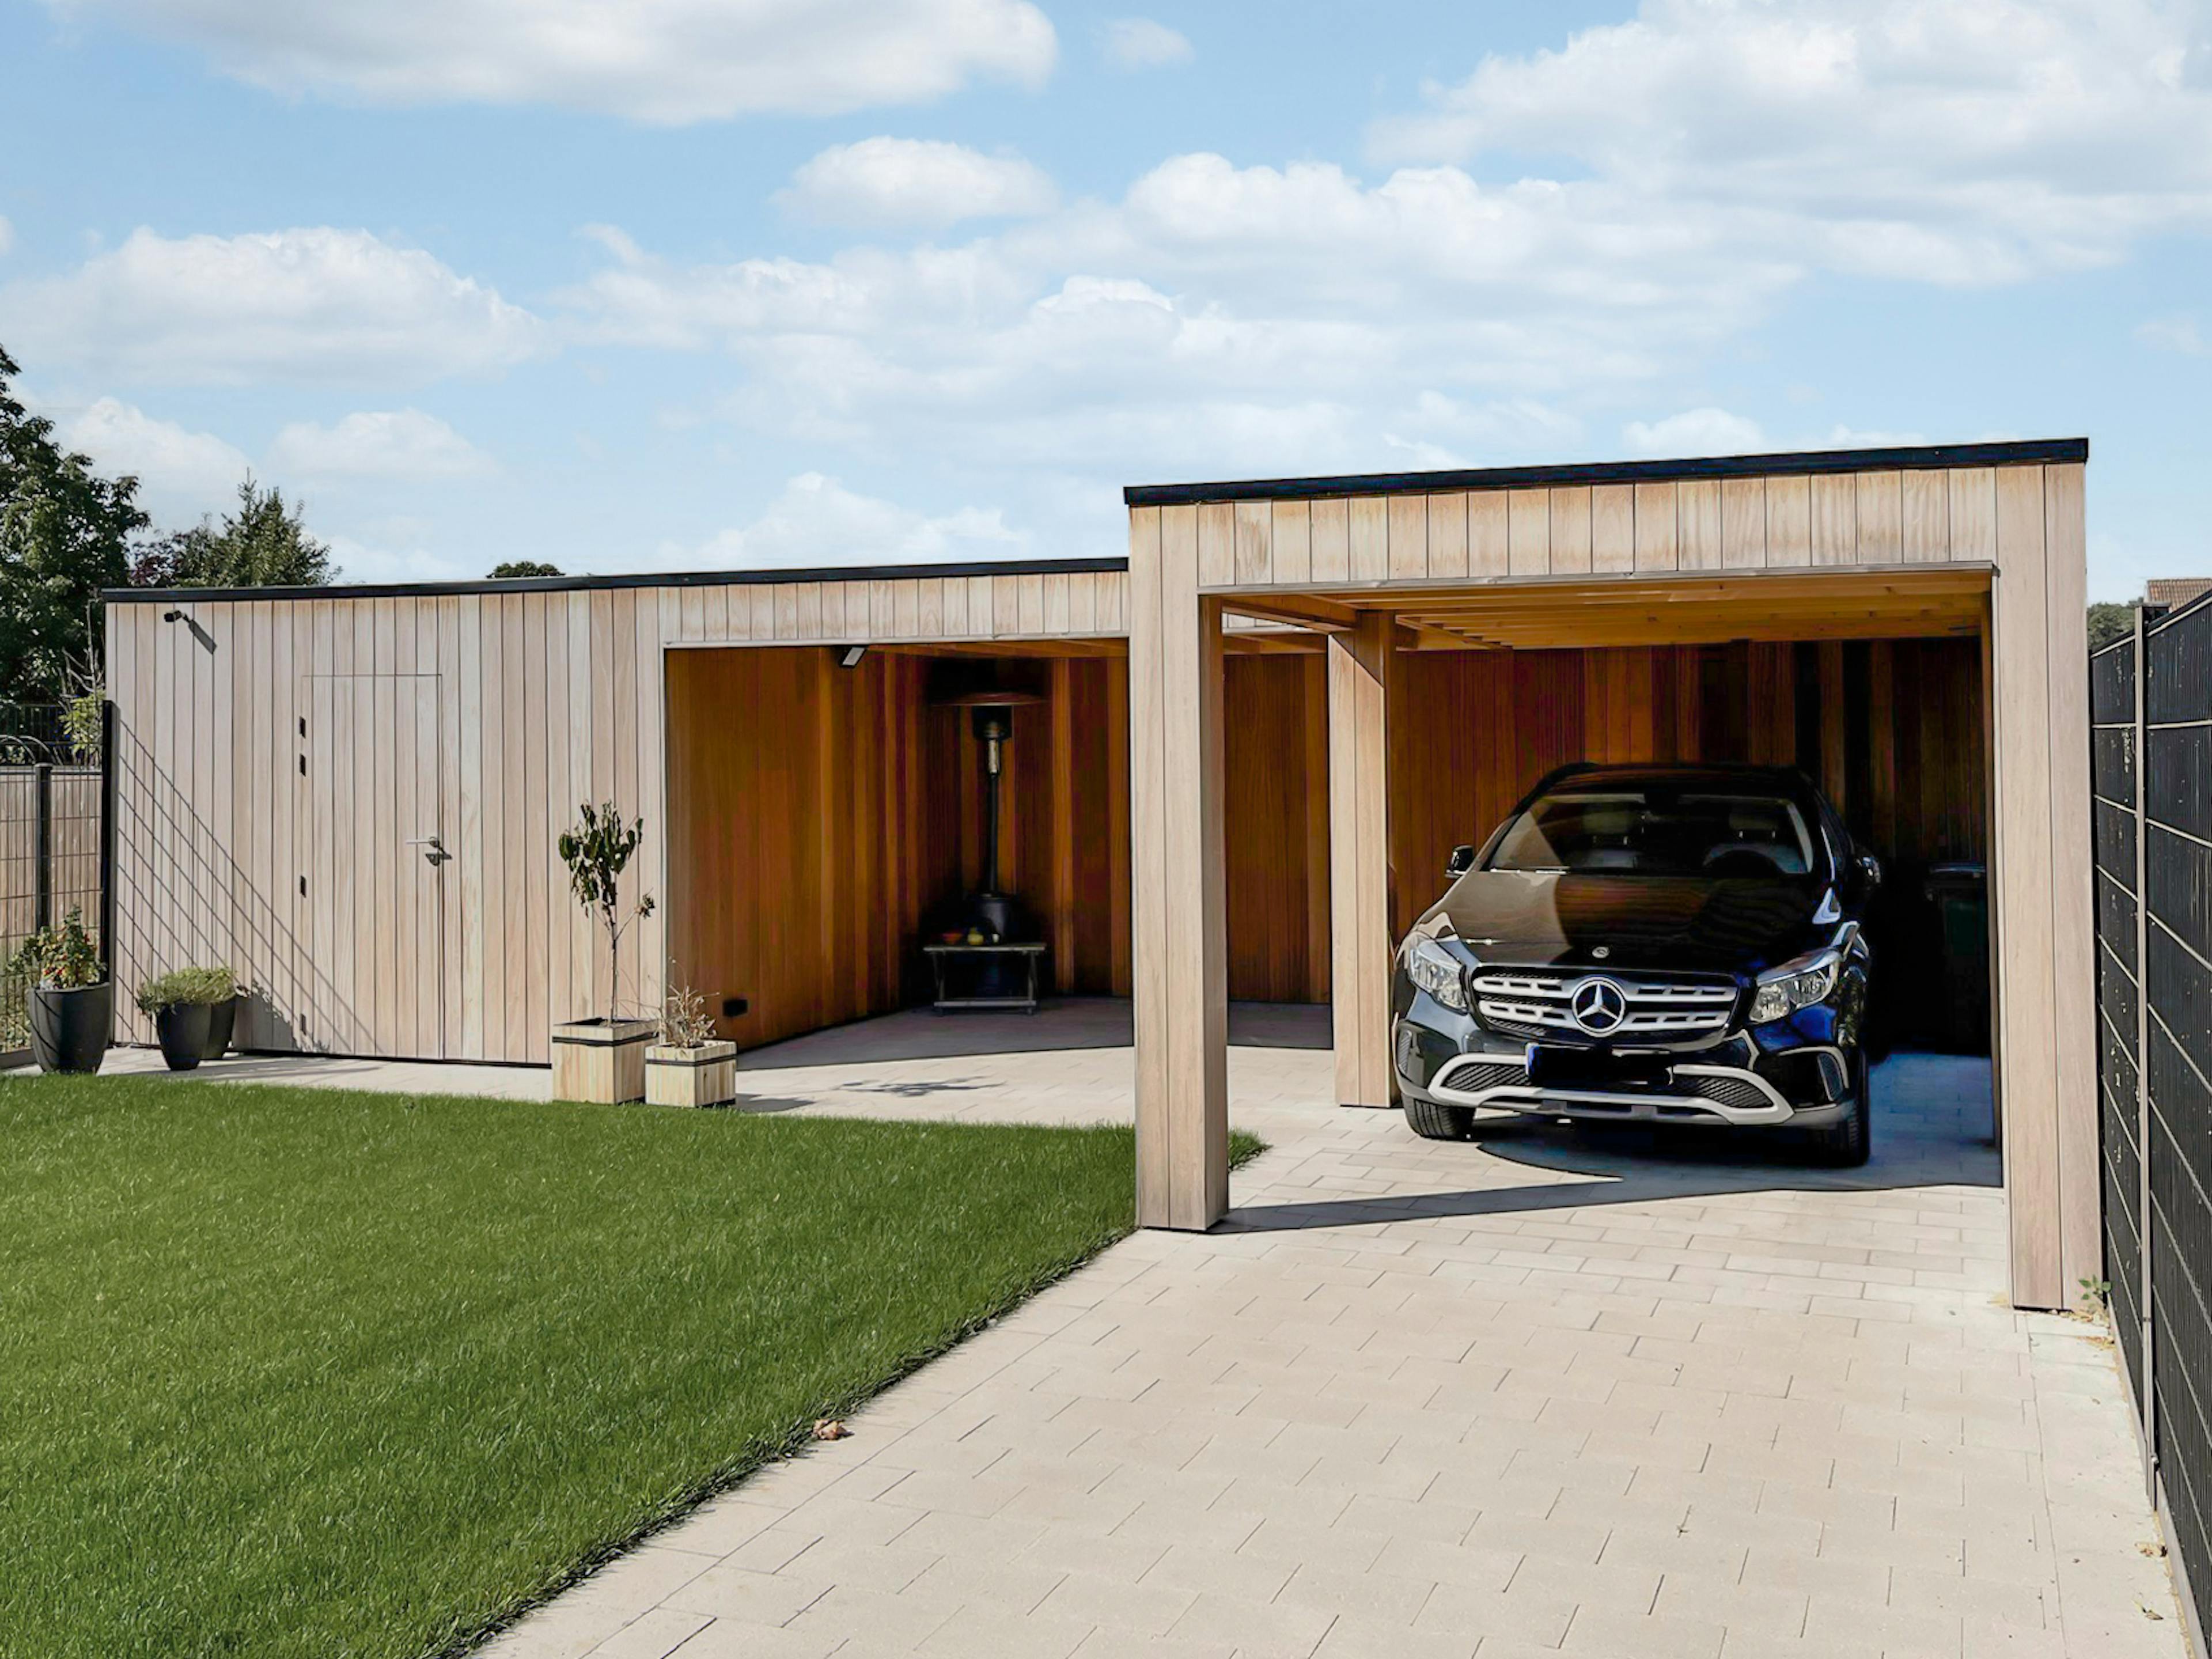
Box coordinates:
[111,1004,2185,1657]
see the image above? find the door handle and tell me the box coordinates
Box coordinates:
[406,835,452,866]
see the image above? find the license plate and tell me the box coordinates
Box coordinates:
[1524,1044,1671,1090]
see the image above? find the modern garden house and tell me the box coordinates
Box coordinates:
[103,438,2094,1310]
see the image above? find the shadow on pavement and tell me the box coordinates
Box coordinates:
[1225,1051,1998,1234]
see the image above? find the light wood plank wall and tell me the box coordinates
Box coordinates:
[1988,463,2099,1309]
[1191,467,2002,590]
[104,567,1129,1063]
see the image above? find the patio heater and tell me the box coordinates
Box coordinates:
[940,690,1042,946]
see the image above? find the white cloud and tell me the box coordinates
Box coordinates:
[2138,313,2206,355]
[565,151,1786,482]
[1622,411,1948,460]
[781,138,1057,229]
[546,4,2212,500]
[1370,0,2212,286]
[1622,408,1768,457]
[58,396,248,518]
[1816,422,1930,449]
[49,0,1056,122]
[324,533,472,585]
[0,227,543,387]
[268,409,493,480]
[1101,17,1192,70]
[666,472,1027,569]
[0,217,13,259]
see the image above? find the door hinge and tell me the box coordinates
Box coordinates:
[299,876,307,897]
[298,754,306,776]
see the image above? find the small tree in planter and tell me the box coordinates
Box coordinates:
[13,907,112,1073]
[645,976,737,1108]
[552,802,657,1103]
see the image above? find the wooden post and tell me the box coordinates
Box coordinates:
[1989,461,2097,1310]
[1129,505,1229,1230]
[2043,462,2100,1308]
[1330,612,1393,1108]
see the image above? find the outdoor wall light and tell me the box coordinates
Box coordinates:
[838,645,868,669]
[161,607,218,653]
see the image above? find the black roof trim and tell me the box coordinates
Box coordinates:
[104,554,1130,607]
[1123,439,2089,507]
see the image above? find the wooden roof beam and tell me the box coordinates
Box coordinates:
[1217,593,1361,632]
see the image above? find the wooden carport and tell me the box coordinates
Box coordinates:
[1123,441,2096,1311]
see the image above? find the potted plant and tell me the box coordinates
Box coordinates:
[14,907,112,1074]
[552,801,657,1103]
[197,966,241,1058]
[136,969,225,1071]
[645,979,737,1108]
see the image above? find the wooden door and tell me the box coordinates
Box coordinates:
[300,673,449,1058]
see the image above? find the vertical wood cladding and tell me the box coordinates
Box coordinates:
[666,647,1335,1039]
[1388,639,1988,1044]
[105,570,1130,1064]
[108,592,1982,1064]
[1184,464,1999,589]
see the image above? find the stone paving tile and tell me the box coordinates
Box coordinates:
[162,1018,2186,1659]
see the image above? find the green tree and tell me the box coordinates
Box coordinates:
[133,475,334,589]
[0,344,149,702]
[488,559,562,579]
[2088,601,2135,651]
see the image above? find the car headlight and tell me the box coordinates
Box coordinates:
[1748,949,1842,1024]
[1403,937,1471,1014]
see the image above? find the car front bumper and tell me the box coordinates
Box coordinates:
[1393,1001,1854,1128]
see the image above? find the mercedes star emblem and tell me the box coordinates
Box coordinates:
[1569,977,1629,1037]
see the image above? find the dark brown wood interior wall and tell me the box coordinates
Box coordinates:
[668,646,1339,1046]
[670,638,1980,1047]
[1224,654,1331,1003]
[666,645,939,1049]
[1389,638,1988,1041]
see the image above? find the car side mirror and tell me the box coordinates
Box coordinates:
[1445,844,1478,879]
[1856,852,1883,894]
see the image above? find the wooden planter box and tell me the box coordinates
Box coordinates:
[645,1040,738,1108]
[551,1018,656,1103]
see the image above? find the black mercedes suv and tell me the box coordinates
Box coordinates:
[1392,763,1879,1165]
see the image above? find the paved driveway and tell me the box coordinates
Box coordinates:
[382,1021,2181,1659]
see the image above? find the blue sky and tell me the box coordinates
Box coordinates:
[1,0,2206,599]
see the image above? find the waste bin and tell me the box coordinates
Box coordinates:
[1923,861,1990,1054]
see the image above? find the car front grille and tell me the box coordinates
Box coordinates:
[1683,1073,1774,1111]
[1468,969,1737,1042]
[1439,1059,1525,1095]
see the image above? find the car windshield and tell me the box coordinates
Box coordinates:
[1487,787,1817,878]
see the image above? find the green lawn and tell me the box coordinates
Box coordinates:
[0,1075,1261,1659]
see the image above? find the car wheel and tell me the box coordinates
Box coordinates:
[1806,1050,1872,1167]
[1403,1094,1474,1141]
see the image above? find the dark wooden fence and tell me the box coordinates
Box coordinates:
[2093,593,2212,1652]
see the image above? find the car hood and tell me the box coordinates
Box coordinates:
[1418,869,1828,976]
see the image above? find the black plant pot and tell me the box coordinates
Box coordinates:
[202,994,237,1059]
[156,1003,213,1071]
[28,981,113,1074]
